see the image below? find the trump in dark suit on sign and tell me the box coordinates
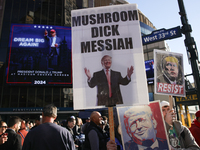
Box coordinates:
[84,55,134,106]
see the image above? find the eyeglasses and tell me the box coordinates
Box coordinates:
[0,126,7,129]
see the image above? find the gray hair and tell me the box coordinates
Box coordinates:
[43,104,57,118]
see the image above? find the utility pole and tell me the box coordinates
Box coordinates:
[177,0,200,108]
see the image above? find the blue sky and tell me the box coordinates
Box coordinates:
[127,0,200,82]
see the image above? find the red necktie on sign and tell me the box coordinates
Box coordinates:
[106,69,112,97]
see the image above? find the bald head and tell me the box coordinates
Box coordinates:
[90,111,102,125]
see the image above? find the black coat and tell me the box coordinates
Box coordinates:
[0,128,22,150]
[84,121,108,150]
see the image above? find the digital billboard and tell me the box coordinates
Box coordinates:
[145,59,154,84]
[6,24,72,86]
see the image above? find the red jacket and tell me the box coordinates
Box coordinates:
[17,129,28,145]
[189,119,200,147]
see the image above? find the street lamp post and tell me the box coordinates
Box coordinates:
[177,0,200,108]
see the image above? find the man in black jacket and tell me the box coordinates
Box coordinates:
[84,111,108,150]
[0,116,22,150]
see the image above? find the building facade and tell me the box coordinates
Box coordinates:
[0,0,169,121]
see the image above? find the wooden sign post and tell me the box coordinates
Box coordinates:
[169,95,173,110]
[108,107,115,142]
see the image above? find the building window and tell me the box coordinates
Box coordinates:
[1,87,10,108]
[10,87,19,107]
[19,87,27,107]
[27,87,36,107]
[44,87,53,105]
[36,87,44,107]
[53,87,61,107]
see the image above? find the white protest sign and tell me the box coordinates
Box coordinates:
[72,4,149,110]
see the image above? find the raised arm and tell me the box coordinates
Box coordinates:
[127,65,134,79]
[84,68,91,80]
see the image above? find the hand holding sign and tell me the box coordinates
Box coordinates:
[106,140,117,150]
[0,133,8,145]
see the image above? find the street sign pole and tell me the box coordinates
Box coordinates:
[177,0,200,108]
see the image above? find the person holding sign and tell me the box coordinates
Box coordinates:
[84,55,133,106]
[157,56,183,85]
[123,105,168,150]
[161,101,199,149]
[84,111,108,150]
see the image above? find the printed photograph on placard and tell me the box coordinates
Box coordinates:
[84,55,134,106]
[72,4,149,110]
[154,49,185,97]
[117,101,170,150]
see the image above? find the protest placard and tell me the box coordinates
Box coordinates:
[154,49,185,97]
[117,101,170,150]
[72,4,149,110]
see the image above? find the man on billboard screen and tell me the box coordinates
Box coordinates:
[44,29,62,69]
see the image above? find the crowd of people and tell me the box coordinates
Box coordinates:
[0,102,199,150]
[0,104,113,150]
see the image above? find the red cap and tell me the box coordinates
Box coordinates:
[50,29,55,33]
[195,110,200,117]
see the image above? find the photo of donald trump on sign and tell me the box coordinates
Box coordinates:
[84,55,134,106]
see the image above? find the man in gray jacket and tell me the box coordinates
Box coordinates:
[161,101,199,150]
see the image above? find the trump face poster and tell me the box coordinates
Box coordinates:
[72,4,149,110]
[154,49,185,97]
[117,101,170,150]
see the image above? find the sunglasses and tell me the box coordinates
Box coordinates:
[0,126,7,129]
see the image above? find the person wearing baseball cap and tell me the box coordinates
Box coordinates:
[82,117,90,134]
[50,29,55,33]
[160,101,199,149]
[44,28,61,68]
[189,110,200,146]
